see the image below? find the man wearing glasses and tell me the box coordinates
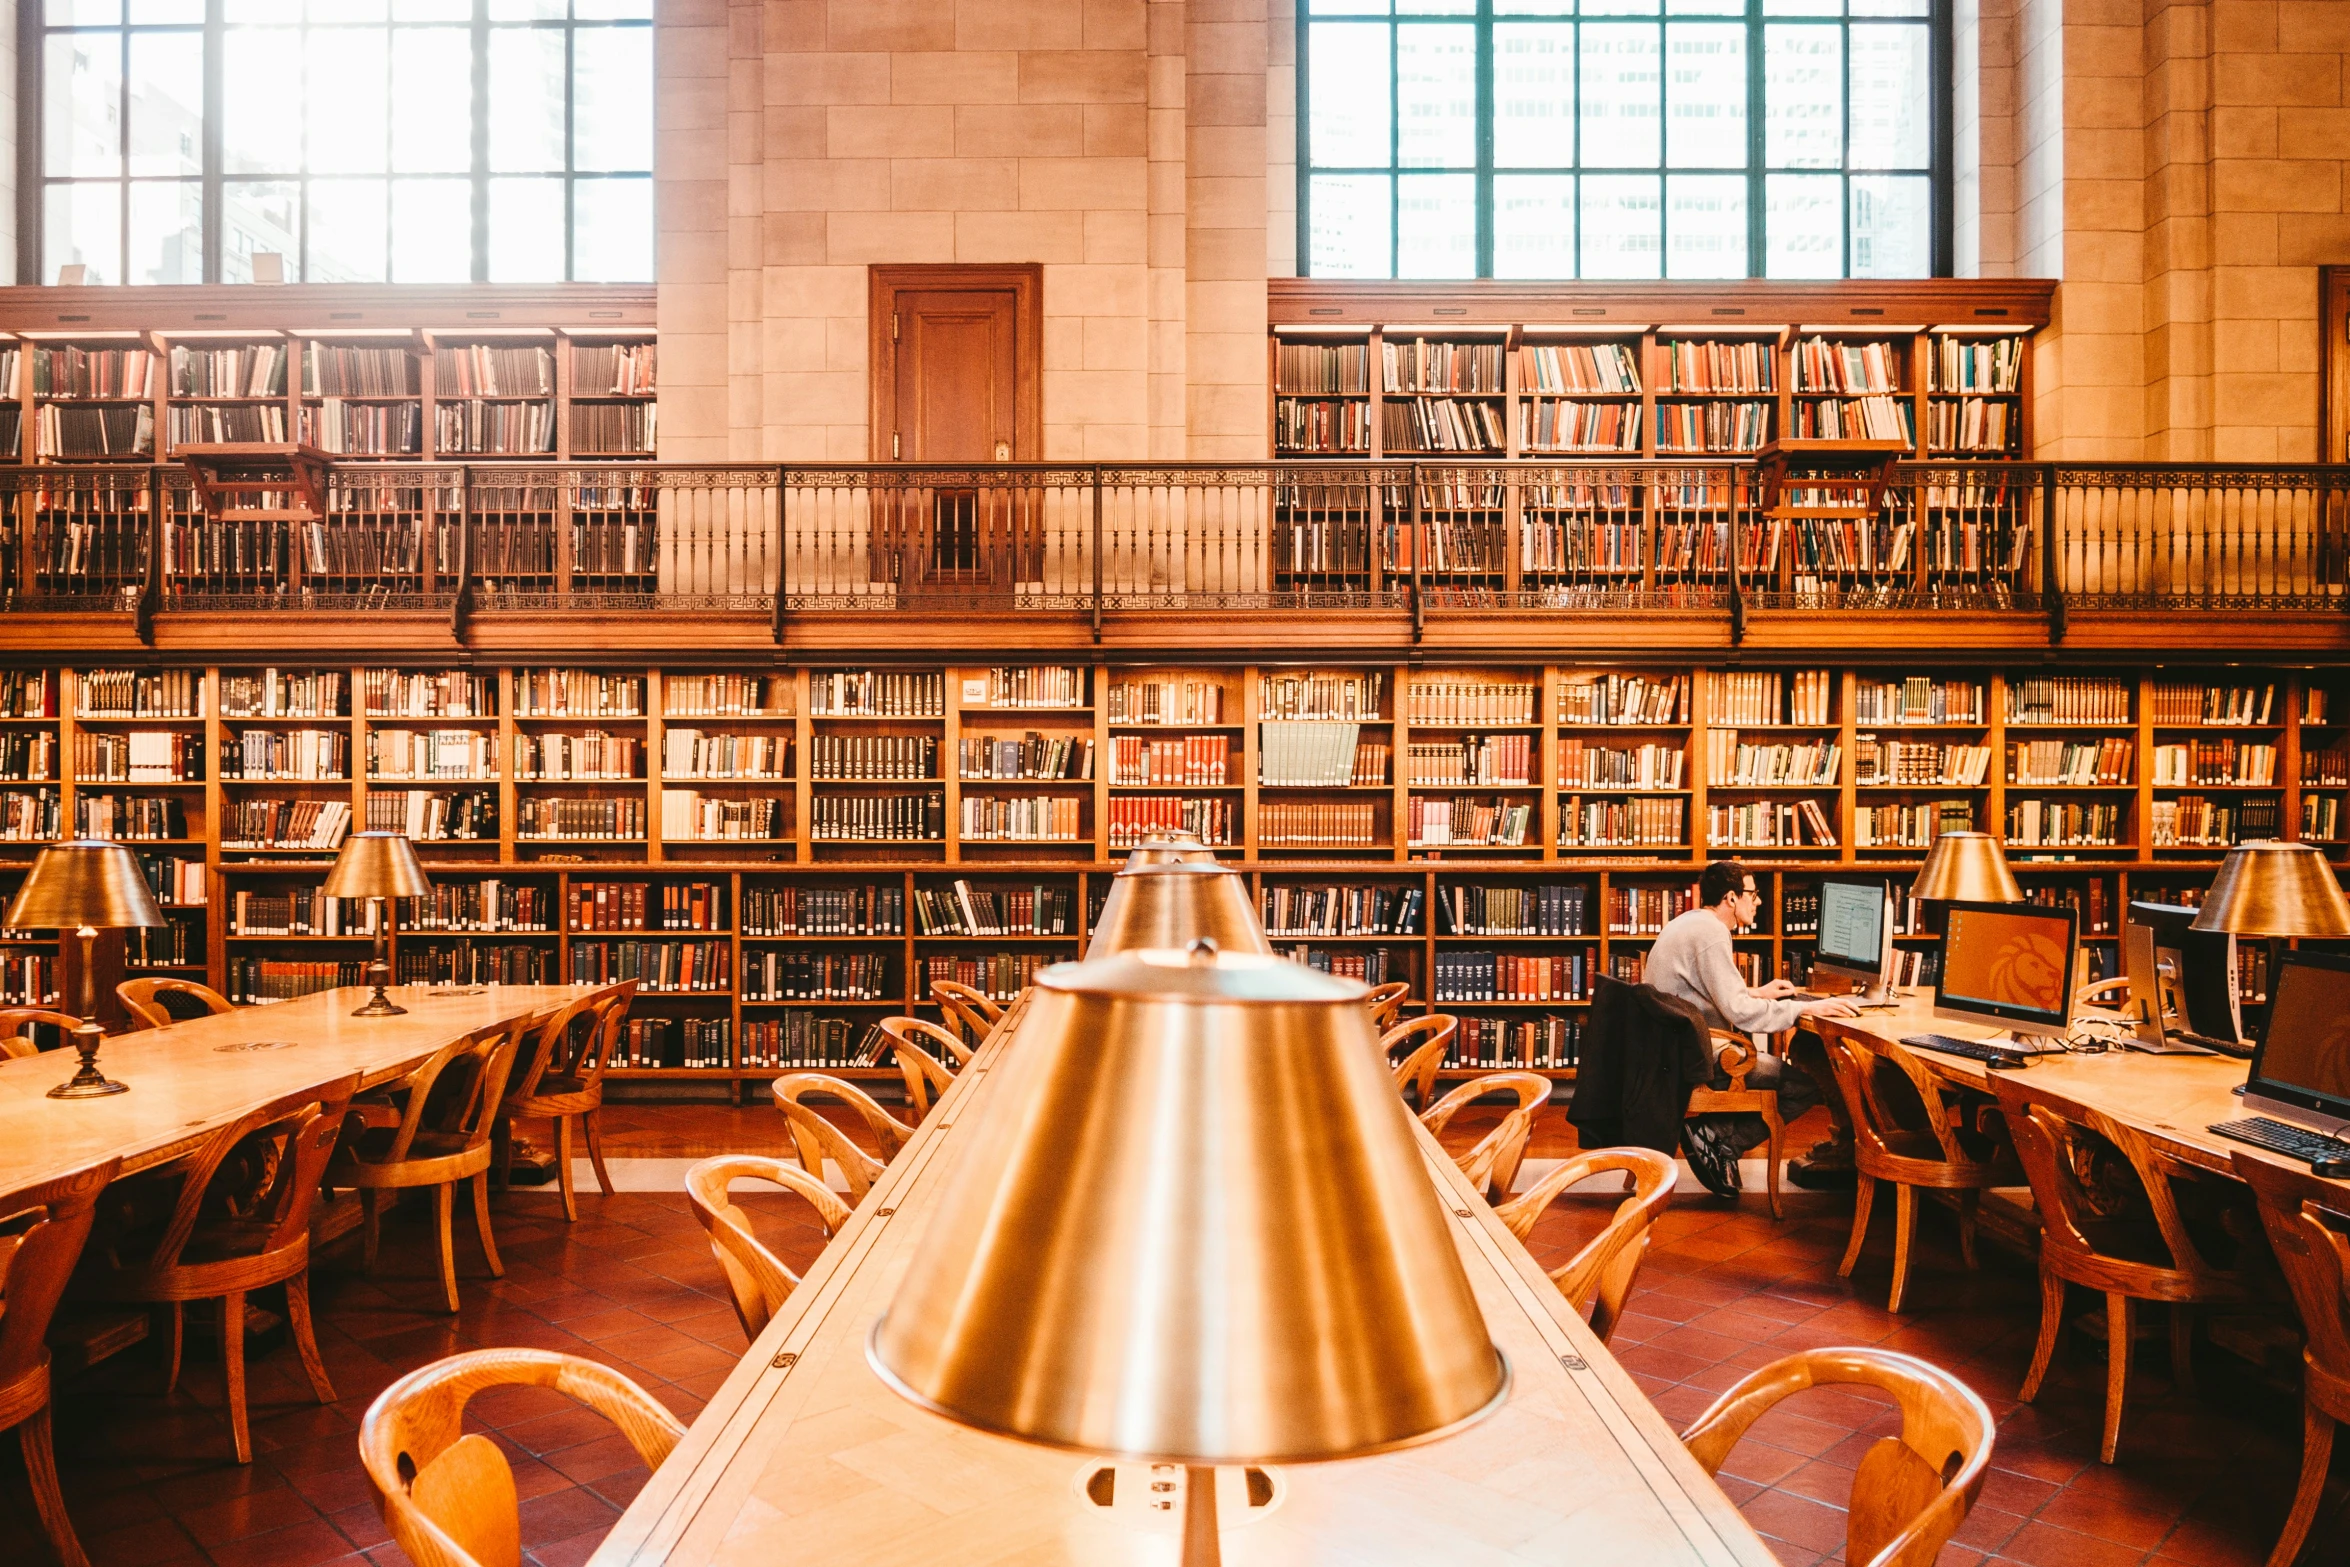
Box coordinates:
[1645,861,1855,1197]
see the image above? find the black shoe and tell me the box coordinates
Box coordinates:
[1787,1155,1857,1191]
[1682,1121,1742,1199]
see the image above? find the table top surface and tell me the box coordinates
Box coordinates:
[593,1005,1779,1567]
[1819,993,2347,1188]
[0,984,591,1195]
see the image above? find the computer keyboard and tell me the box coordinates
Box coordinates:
[1900,1033,2038,1063]
[2207,1116,2350,1166]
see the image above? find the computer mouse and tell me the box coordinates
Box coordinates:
[2311,1159,2350,1180]
[1982,1054,2031,1070]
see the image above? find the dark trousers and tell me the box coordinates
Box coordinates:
[1695,1048,1822,1157]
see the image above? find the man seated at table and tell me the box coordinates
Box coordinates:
[1647,861,1855,1197]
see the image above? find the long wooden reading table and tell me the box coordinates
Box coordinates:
[0,985,592,1197]
[592,1000,1778,1567]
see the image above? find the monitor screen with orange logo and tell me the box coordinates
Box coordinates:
[1933,901,2078,1039]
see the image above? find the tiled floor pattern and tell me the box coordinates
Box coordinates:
[1,1102,2342,1567]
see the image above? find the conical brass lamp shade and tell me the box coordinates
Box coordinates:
[1121,829,1223,869]
[3,840,164,931]
[1911,830,2023,904]
[321,831,432,900]
[1086,862,1271,957]
[868,946,1509,1466]
[2191,841,2350,937]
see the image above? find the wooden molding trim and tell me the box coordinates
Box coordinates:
[1267,278,2057,330]
[0,283,654,335]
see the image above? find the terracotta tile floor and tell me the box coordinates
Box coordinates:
[1,1100,2343,1567]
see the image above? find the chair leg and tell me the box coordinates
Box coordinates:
[1762,1111,1784,1222]
[1887,1183,1918,1314]
[1838,1176,1876,1279]
[555,1113,578,1223]
[2265,1402,2337,1567]
[2168,1306,2196,1396]
[161,1301,183,1396]
[471,1171,504,1278]
[19,1405,92,1567]
[1957,1189,1981,1270]
[284,1271,335,1405]
[583,1107,614,1197]
[360,1188,381,1273]
[2101,1293,2134,1464]
[219,1290,251,1465]
[434,1182,460,1314]
[491,1115,513,1191]
[2020,1268,2066,1402]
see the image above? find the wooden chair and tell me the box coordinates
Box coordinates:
[79,1079,356,1462]
[1681,1347,1995,1567]
[772,1073,911,1205]
[1823,1028,2008,1307]
[874,1016,968,1116]
[1688,1029,1789,1221]
[2231,1153,2350,1567]
[930,979,1004,1050]
[0,1008,87,1058]
[326,1019,528,1314]
[1494,1147,1677,1342]
[1380,1013,1457,1109]
[0,1157,120,1567]
[359,1347,684,1567]
[683,1155,852,1341]
[493,981,632,1222]
[1364,981,1412,1029]
[1419,1070,1552,1200]
[1993,1074,2252,1463]
[115,977,235,1031]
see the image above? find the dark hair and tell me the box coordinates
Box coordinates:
[1699,861,1753,907]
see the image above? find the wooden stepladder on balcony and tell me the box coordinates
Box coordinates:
[1742,437,1911,619]
[176,442,334,599]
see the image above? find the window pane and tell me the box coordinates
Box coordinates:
[1309,174,1392,276]
[1311,0,1390,12]
[1581,173,1660,278]
[1580,25,1660,169]
[1764,25,1841,168]
[575,26,652,172]
[1396,172,1475,277]
[1308,24,1389,168]
[126,33,203,178]
[1494,24,1573,169]
[1766,171,1839,276]
[220,179,299,282]
[128,0,203,20]
[1762,0,1837,12]
[391,27,470,173]
[392,0,469,19]
[307,27,390,174]
[308,178,388,281]
[1582,0,1658,14]
[1849,24,1929,168]
[128,180,201,283]
[491,27,569,172]
[574,177,652,281]
[1398,0,1475,14]
[489,0,567,16]
[390,178,471,281]
[1665,23,1744,168]
[1494,0,1573,13]
[576,0,655,16]
[47,0,118,22]
[45,33,121,179]
[1852,0,1929,13]
[224,0,301,19]
[1493,174,1575,278]
[1397,24,1475,168]
[1666,172,1744,276]
[45,183,120,284]
[488,176,566,279]
[223,29,301,174]
[1850,174,1930,276]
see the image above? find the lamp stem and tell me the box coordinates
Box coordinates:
[1181,1467,1221,1567]
[50,925,128,1098]
[352,895,406,1016]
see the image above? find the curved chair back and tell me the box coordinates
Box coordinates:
[116,978,236,1031]
[1364,980,1412,1028]
[930,979,1004,1048]
[683,1155,852,1341]
[771,1073,908,1204]
[2230,1152,2350,1567]
[875,1016,966,1115]
[1419,1070,1551,1199]
[0,1156,120,1567]
[360,1348,684,1567]
[0,1007,85,1057]
[1379,1013,1456,1108]
[1494,1147,1677,1343]
[1681,1347,1994,1567]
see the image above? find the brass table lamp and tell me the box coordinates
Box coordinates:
[4,839,164,1098]
[1910,830,2023,905]
[868,943,1508,1567]
[323,831,431,1016]
[1120,828,1223,869]
[1086,861,1272,958]
[2192,842,2350,1023]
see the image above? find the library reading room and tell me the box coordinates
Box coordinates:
[13,7,2350,1567]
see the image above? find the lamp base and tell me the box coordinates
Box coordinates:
[48,1026,128,1099]
[351,988,407,1017]
[1182,1466,1220,1567]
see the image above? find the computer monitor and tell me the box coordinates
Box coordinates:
[1932,899,2079,1047]
[2241,950,2350,1136]
[1811,875,1897,1002]
[2122,901,2242,1046]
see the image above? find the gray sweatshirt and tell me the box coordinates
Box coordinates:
[1645,908,1799,1036]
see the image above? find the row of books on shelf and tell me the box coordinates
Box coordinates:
[73,795,191,841]
[231,889,374,936]
[364,790,494,841]
[1435,950,1589,1003]
[1406,680,1537,726]
[810,792,941,843]
[1926,400,2013,453]
[33,347,153,399]
[1273,399,1368,453]
[2009,677,2130,725]
[1707,734,1840,787]
[522,737,644,784]
[1436,882,1588,937]
[223,729,345,779]
[2303,795,2342,841]
[1560,674,1688,727]
[404,879,554,932]
[1526,342,1642,395]
[305,345,416,397]
[433,402,553,455]
[956,795,1084,843]
[1107,677,1227,726]
[1927,336,2023,394]
[1382,399,1506,453]
[1451,1015,1582,1071]
[366,670,494,718]
[1794,337,1901,395]
[744,883,904,936]
[812,671,944,718]
[517,796,643,841]
[570,404,655,455]
[1259,722,1388,787]
[1789,397,1913,443]
[513,669,642,718]
[1260,800,1377,848]
[1274,342,1369,396]
[1111,735,1228,787]
[2010,738,2134,786]
[2150,796,2280,848]
[960,734,1093,782]
[1261,883,1423,937]
[2150,682,2278,726]
[1278,947,1397,985]
[138,854,207,905]
[1558,795,1686,848]
[660,792,787,842]
[568,880,726,932]
[169,405,285,446]
[304,399,419,455]
[1408,796,1533,848]
[229,959,365,1005]
[1710,669,1832,727]
[1856,677,1985,725]
[1856,740,1993,787]
[394,943,553,986]
[78,668,202,718]
[810,735,938,781]
[1261,671,1384,722]
[743,950,891,1001]
[2151,740,2278,786]
[1854,800,1977,849]
[2006,800,2124,848]
[1384,340,1503,395]
[978,667,1086,709]
[922,952,1055,1001]
[2304,749,2349,785]
[1709,799,1839,849]
[126,920,200,967]
[1656,402,1767,454]
[571,939,731,992]
[623,1018,732,1071]
[1608,883,1696,934]
[1407,735,1535,788]
[659,731,791,780]
[911,881,1075,937]
[1106,796,1233,848]
[663,674,790,718]
[71,731,201,782]
[1557,740,1683,790]
[0,790,58,841]
[1520,402,1640,453]
[222,669,347,718]
[439,345,555,398]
